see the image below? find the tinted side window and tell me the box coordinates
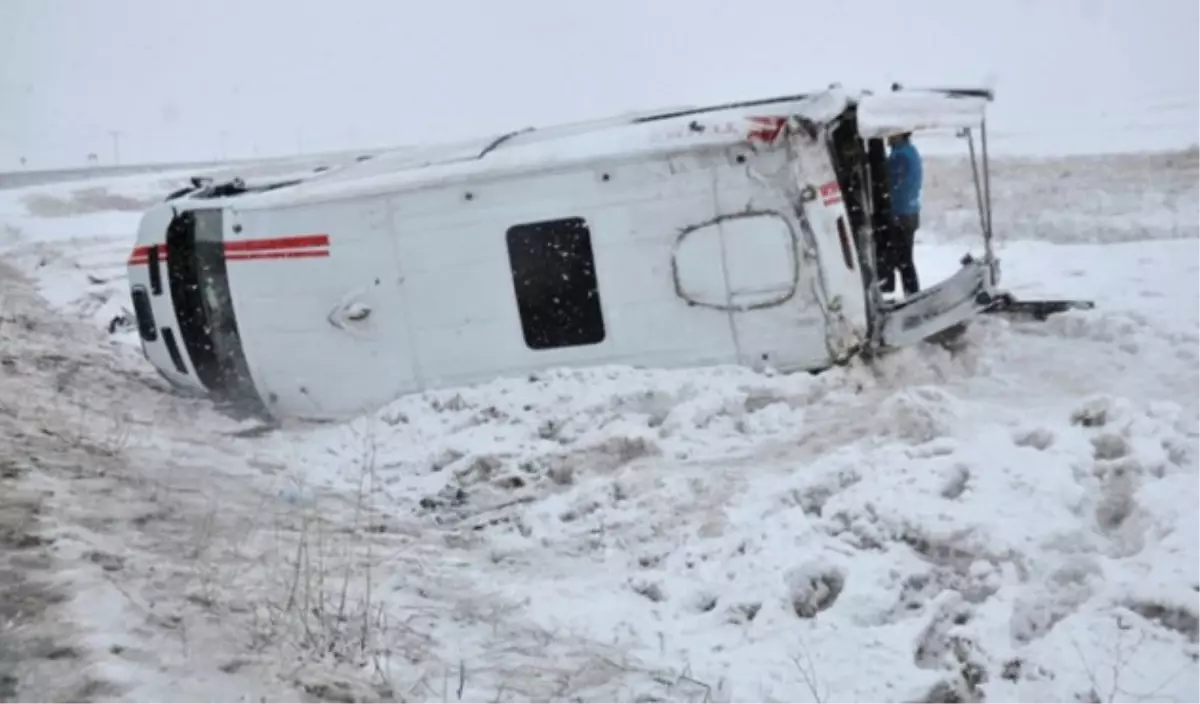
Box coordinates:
[505,217,606,350]
[131,285,157,342]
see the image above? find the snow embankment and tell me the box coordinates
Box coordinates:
[0,149,1196,702]
[269,247,1197,700]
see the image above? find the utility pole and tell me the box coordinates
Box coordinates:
[219,130,230,160]
[107,130,122,164]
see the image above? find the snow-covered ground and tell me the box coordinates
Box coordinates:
[0,150,1197,702]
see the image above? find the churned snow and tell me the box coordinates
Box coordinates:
[0,150,1197,703]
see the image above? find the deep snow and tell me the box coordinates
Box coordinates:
[0,150,1197,702]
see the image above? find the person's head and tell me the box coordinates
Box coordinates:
[888,132,913,147]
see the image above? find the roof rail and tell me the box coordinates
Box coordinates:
[892,83,996,101]
[477,126,536,160]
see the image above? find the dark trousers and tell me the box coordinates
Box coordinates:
[876,212,921,295]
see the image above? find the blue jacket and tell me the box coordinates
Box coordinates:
[888,140,923,215]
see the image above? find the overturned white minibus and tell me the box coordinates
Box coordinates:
[127,86,1090,421]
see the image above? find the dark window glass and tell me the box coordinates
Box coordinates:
[165,208,263,413]
[160,326,187,374]
[148,244,163,295]
[130,285,157,342]
[505,217,606,350]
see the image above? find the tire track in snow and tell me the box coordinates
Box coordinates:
[0,261,309,702]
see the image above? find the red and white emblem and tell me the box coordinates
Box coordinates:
[745,116,788,145]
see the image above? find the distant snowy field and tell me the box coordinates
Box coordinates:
[0,147,1197,702]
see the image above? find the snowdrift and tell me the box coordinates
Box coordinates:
[0,149,1196,702]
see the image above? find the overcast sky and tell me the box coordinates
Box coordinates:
[2,0,1196,169]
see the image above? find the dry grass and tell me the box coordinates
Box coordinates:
[922,149,1199,244]
[1072,613,1195,704]
[20,187,159,218]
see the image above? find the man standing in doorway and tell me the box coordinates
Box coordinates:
[884,131,923,297]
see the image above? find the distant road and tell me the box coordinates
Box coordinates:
[0,147,393,190]
[0,160,248,190]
